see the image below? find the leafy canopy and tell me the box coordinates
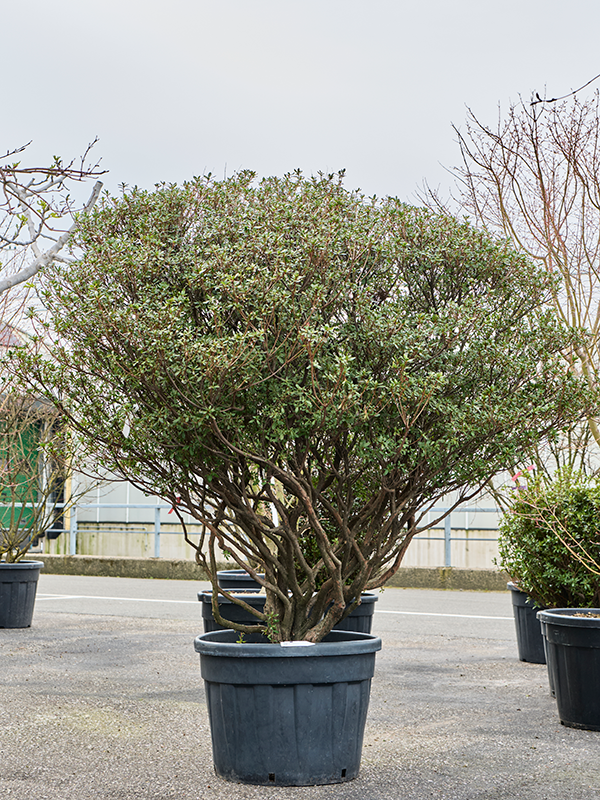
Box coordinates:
[22,170,590,640]
[498,469,600,607]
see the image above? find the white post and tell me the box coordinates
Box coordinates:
[154,504,161,558]
[444,513,452,567]
[69,504,78,555]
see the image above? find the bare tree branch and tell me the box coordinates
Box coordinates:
[531,73,600,106]
[0,141,106,293]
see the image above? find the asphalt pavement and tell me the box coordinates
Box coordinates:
[1,575,598,800]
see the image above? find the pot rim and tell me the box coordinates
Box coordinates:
[194,628,382,658]
[0,560,45,569]
[537,608,600,627]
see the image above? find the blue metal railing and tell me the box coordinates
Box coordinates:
[413,507,500,567]
[57,501,501,565]
[67,502,171,558]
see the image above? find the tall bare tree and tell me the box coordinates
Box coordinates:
[0,140,105,293]
[432,85,600,471]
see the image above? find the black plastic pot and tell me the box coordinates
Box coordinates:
[332,593,378,633]
[200,591,267,632]
[0,560,44,628]
[194,628,381,785]
[217,569,264,592]
[537,608,600,730]
[507,582,546,664]
[199,591,378,634]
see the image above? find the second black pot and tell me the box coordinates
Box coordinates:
[507,582,546,664]
[216,569,264,592]
[199,590,378,634]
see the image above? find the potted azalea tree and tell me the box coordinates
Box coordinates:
[18,171,590,783]
[498,468,600,729]
[0,388,73,627]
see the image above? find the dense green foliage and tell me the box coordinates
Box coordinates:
[498,470,600,608]
[20,171,591,640]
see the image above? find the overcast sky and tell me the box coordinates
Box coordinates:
[4,0,600,203]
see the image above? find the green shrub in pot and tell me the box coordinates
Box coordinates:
[499,469,600,731]
[0,387,87,627]
[498,469,600,608]
[0,389,72,563]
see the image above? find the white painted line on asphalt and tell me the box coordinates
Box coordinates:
[376,610,513,620]
[37,593,199,605]
[36,594,80,601]
[37,593,513,619]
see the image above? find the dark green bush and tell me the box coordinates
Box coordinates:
[498,470,600,607]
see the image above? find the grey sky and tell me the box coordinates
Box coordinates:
[4,0,600,201]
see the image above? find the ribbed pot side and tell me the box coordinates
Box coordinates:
[0,561,44,628]
[194,629,382,786]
